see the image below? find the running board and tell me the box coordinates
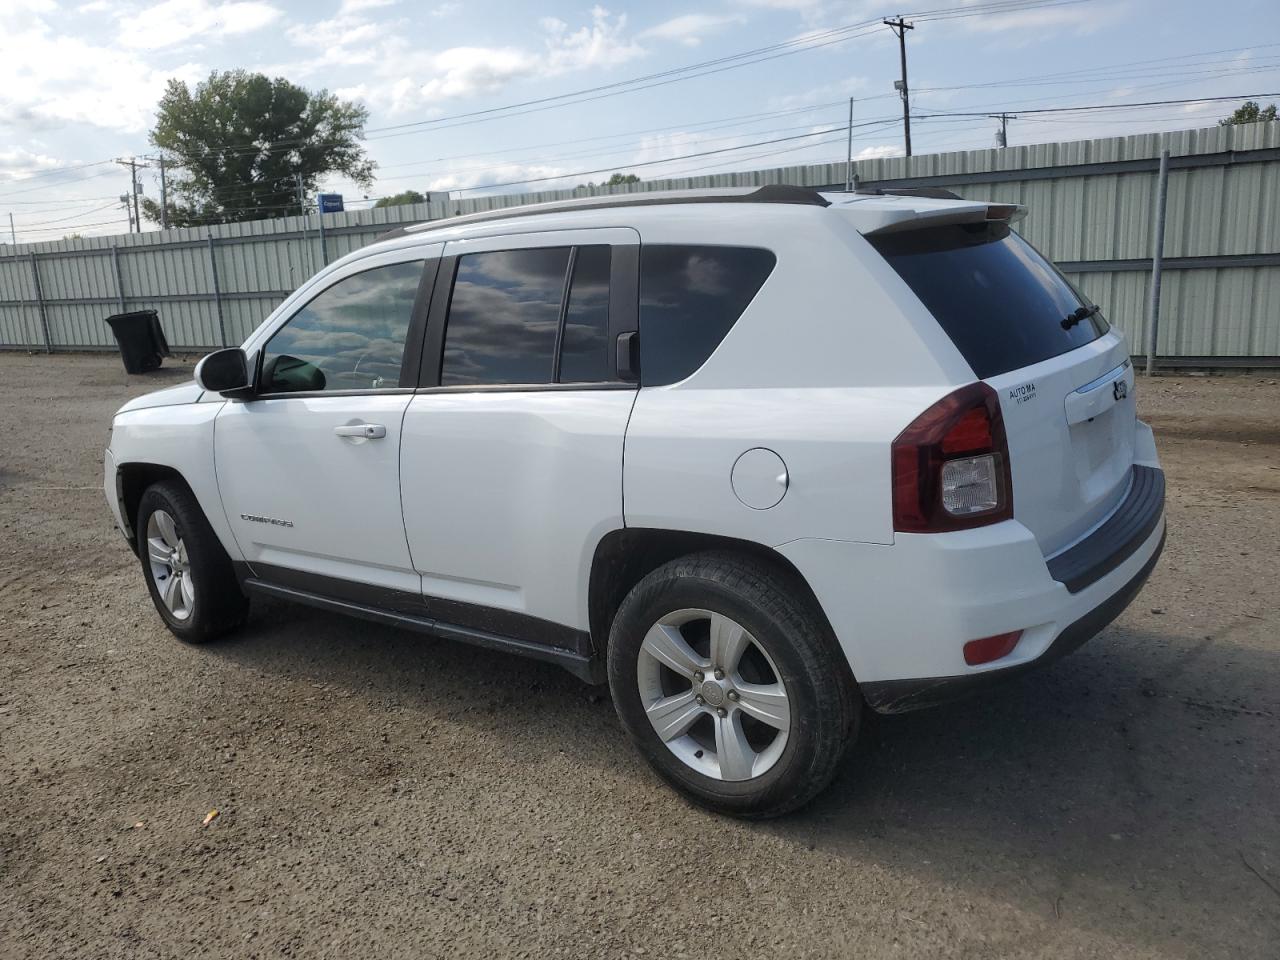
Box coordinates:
[242,577,604,684]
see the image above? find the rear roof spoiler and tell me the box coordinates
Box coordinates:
[855,186,964,201]
[851,197,1028,236]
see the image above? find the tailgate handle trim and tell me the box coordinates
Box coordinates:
[1065,360,1134,425]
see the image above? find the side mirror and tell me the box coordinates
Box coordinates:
[195,348,253,399]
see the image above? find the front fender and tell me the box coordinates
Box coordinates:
[108,399,244,563]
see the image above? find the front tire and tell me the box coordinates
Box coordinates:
[607,551,858,818]
[136,481,248,643]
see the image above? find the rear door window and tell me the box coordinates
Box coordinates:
[639,245,776,386]
[441,247,571,386]
[868,224,1109,378]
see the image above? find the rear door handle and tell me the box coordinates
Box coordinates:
[334,423,387,439]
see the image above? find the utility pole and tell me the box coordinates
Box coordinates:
[116,158,142,233]
[8,213,15,245]
[316,191,329,265]
[158,155,169,230]
[884,17,915,157]
[992,113,1015,147]
[845,97,855,192]
[1145,147,1171,377]
[296,174,315,272]
[129,159,140,233]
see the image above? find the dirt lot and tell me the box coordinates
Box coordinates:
[1,352,1277,959]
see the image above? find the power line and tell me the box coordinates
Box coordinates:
[915,92,1280,118]
[15,201,120,228]
[374,116,872,186]
[443,119,912,194]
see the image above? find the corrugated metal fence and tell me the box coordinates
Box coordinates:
[2,121,1277,362]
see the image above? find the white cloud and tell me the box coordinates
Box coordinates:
[339,0,395,12]
[418,47,542,101]
[640,13,742,47]
[958,2,1107,35]
[423,161,573,194]
[854,143,898,160]
[429,2,459,16]
[735,0,824,8]
[120,0,283,51]
[0,147,62,182]
[312,6,645,114]
[540,7,644,74]
[766,75,870,109]
[0,0,203,133]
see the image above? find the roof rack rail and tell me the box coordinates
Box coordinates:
[854,186,964,201]
[373,184,830,244]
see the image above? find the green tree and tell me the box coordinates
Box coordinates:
[144,70,375,227]
[584,172,641,189]
[1219,100,1277,125]
[374,190,426,208]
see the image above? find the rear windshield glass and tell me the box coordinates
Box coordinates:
[868,224,1109,378]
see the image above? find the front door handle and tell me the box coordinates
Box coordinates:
[334,423,387,439]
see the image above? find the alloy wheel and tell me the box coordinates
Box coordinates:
[145,509,194,621]
[636,608,791,781]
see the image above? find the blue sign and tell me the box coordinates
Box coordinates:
[318,193,344,213]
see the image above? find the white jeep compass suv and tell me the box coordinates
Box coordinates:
[104,185,1165,817]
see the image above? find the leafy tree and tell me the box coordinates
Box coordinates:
[1219,101,1277,126]
[374,190,427,208]
[144,70,375,227]
[584,172,641,189]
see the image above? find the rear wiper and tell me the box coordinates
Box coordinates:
[1061,304,1100,330]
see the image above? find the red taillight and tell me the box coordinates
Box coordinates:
[892,382,1013,533]
[963,630,1022,666]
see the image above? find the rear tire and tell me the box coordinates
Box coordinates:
[607,551,858,818]
[136,481,248,643]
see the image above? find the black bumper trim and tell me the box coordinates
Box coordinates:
[861,526,1166,714]
[1047,465,1165,594]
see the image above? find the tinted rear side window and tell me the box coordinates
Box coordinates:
[868,224,1109,378]
[441,247,570,386]
[639,245,776,386]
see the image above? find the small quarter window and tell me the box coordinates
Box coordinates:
[639,245,776,386]
[441,248,571,386]
[261,261,424,393]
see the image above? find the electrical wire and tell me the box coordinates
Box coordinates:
[15,201,121,228]
[915,92,1280,118]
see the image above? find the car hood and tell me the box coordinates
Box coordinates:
[115,380,205,414]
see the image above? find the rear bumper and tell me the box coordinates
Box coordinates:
[776,466,1166,714]
[860,526,1165,712]
[1046,465,1164,593]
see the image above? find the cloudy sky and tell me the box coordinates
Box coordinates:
[1,0,1278,240]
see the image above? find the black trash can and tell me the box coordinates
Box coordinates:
[105,310,170,374]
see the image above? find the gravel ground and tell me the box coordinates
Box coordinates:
[1,352,1277,959]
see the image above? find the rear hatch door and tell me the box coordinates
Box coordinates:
[868,220,1136,556]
